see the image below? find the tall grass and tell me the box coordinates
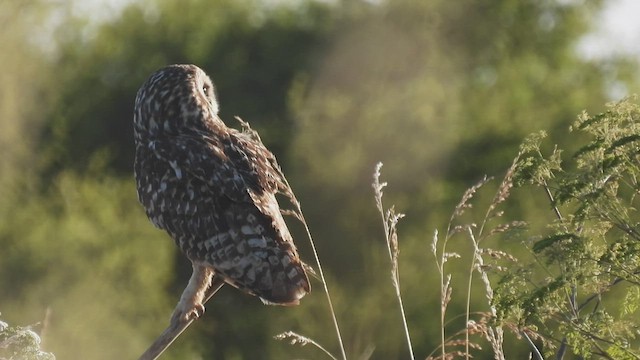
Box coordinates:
[236,117,348,360]
[372,163,414,360]
[280,159,541,359]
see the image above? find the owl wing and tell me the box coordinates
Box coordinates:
[148,133,281,200]
[147,133,310,304]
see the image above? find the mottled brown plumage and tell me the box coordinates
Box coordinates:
[133,64,309,321]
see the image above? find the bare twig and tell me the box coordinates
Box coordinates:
[138,276,226,360]
[522,331,544,360]
[542,179,563,222]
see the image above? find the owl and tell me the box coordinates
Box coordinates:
[133,64,310,322]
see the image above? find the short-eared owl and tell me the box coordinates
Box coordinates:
[133,64,309,321]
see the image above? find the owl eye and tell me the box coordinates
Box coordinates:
[202,84,209,95]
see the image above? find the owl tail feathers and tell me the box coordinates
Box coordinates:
[258,270,310,306]
[259,285,308,306]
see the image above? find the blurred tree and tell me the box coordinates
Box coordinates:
[41,0,334,176]
[450,0,608,178]
[288,0,638,358]
[1,0,639,359]
[11,0,338,359]
[0,170,175,360]
[0,1,53,206]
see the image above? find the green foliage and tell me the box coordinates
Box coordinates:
[0,0,54,204]
[496,97,640,358]
[0,170,175,359]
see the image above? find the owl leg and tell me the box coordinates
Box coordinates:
[171,262,214,323]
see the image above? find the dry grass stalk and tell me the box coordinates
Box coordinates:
[432,228,463,360]
[434,176,491,360]
[451,176,493,221]
[425,323,484,360]
[274,331,339,360]
[432,163,528,360]
[236,117,346,360]
[479,154,520,234]
[372,162,415,360]
[467,227,505,360]
[277,172,346,360]
[460,155,531,360]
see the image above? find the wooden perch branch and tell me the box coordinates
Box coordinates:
[138,276,226,360]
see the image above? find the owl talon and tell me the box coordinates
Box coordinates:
[192,303,205,319]
[171,303,205,323]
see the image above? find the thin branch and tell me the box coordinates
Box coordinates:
[522,331,544,360]
[556,337,567,360]
[542,179,563,221]
[138,276,226,360]
[576,277,625,312]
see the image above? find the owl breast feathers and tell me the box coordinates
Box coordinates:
[133,64,309,305]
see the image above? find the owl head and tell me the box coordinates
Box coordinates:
[134,64,221,141]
